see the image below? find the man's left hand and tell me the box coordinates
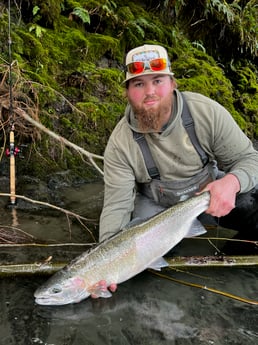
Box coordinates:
[201,173,240,217]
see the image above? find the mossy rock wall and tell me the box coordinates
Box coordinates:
[0,0,257,183]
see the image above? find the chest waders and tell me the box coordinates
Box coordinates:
[133,93,223,208]
[131,93,258,250]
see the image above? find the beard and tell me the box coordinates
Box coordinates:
[130,95,172,132]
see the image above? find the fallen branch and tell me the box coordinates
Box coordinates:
[0,62,104,176]
[0,255,257,276]
[166,255,258,267]
[0,192,94,221]
[0,242,93,247]
[0,192,97,242]
[15,107,104,176]
[0,262,65,276]
[150,268,258,305]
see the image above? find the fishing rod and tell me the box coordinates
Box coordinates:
[7,0,15,205]
[6,0,20,207]
[4,0,23,228]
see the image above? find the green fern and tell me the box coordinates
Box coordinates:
[71,7,90,24]
[28,24,46,38]
[239,1,258,56]
[205,0,237,23]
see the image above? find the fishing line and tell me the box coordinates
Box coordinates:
[214,217,222,254]
[149,269,258,305]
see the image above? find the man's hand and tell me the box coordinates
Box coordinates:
[201,173,240,217]
[90,280,117,299]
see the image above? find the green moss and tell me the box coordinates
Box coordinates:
[176,56,231,102]
[233,90,258,137]
[173,51,251,132]
[234,66,258,93]
[14,28,47,62]
[86,67,125,100]
[86,34,121,62]
[1,0,257,182]
[31,0,63,28]
[74,100,124,154]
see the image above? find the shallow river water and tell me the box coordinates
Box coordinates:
[0,182,258,345]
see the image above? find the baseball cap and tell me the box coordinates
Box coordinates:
[124,44,174,82]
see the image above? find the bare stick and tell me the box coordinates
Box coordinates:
[15,107,104,176]
[0,192,97,241]
[166,255,258,267]
[0,255,257,276]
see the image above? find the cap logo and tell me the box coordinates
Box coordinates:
[132,50,160,62]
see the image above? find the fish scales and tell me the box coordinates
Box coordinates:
[34,192,210,305]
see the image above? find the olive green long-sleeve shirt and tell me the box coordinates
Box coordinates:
[99,90,258,241]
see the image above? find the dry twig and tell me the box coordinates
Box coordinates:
[0,192,97,242]
[15,107,104,175]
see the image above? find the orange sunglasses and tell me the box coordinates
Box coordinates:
[127,58,168,75]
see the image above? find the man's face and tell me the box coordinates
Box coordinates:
[126,74,175,132]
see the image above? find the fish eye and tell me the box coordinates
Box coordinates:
[52,286,62,294]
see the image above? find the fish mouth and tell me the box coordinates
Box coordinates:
[34,289,91,306]
[34,289,70,306]
[35,296,71,306]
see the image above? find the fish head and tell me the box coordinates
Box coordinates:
[34,271,90,306]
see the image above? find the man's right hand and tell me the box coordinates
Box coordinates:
[90,280,117,299]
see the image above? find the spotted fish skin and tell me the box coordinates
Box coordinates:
[34,192,210,305]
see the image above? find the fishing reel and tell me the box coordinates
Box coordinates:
[5,146,20,157]
[5,144,27,158]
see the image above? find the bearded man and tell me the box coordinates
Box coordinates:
[94,44,258,297]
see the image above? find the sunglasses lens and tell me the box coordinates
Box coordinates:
[149,58,167,71]
[127,58,167,75]
[127,62,145,74]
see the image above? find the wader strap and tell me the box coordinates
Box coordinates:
[181,93,209,166]
[133,132,160,179]
[133,92,209,179]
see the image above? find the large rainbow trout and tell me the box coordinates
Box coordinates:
[34,192,210,305]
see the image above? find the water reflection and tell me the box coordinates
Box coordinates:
[0,268,258,345]
[0,182,258,344]
[0,182,104,244]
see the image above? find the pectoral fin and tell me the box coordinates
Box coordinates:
[88,284,112,298]
[185,219,207,238]
[148,257,169,271]
[94,289,112,298]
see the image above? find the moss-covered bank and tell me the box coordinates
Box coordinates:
[0,0,257,184]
